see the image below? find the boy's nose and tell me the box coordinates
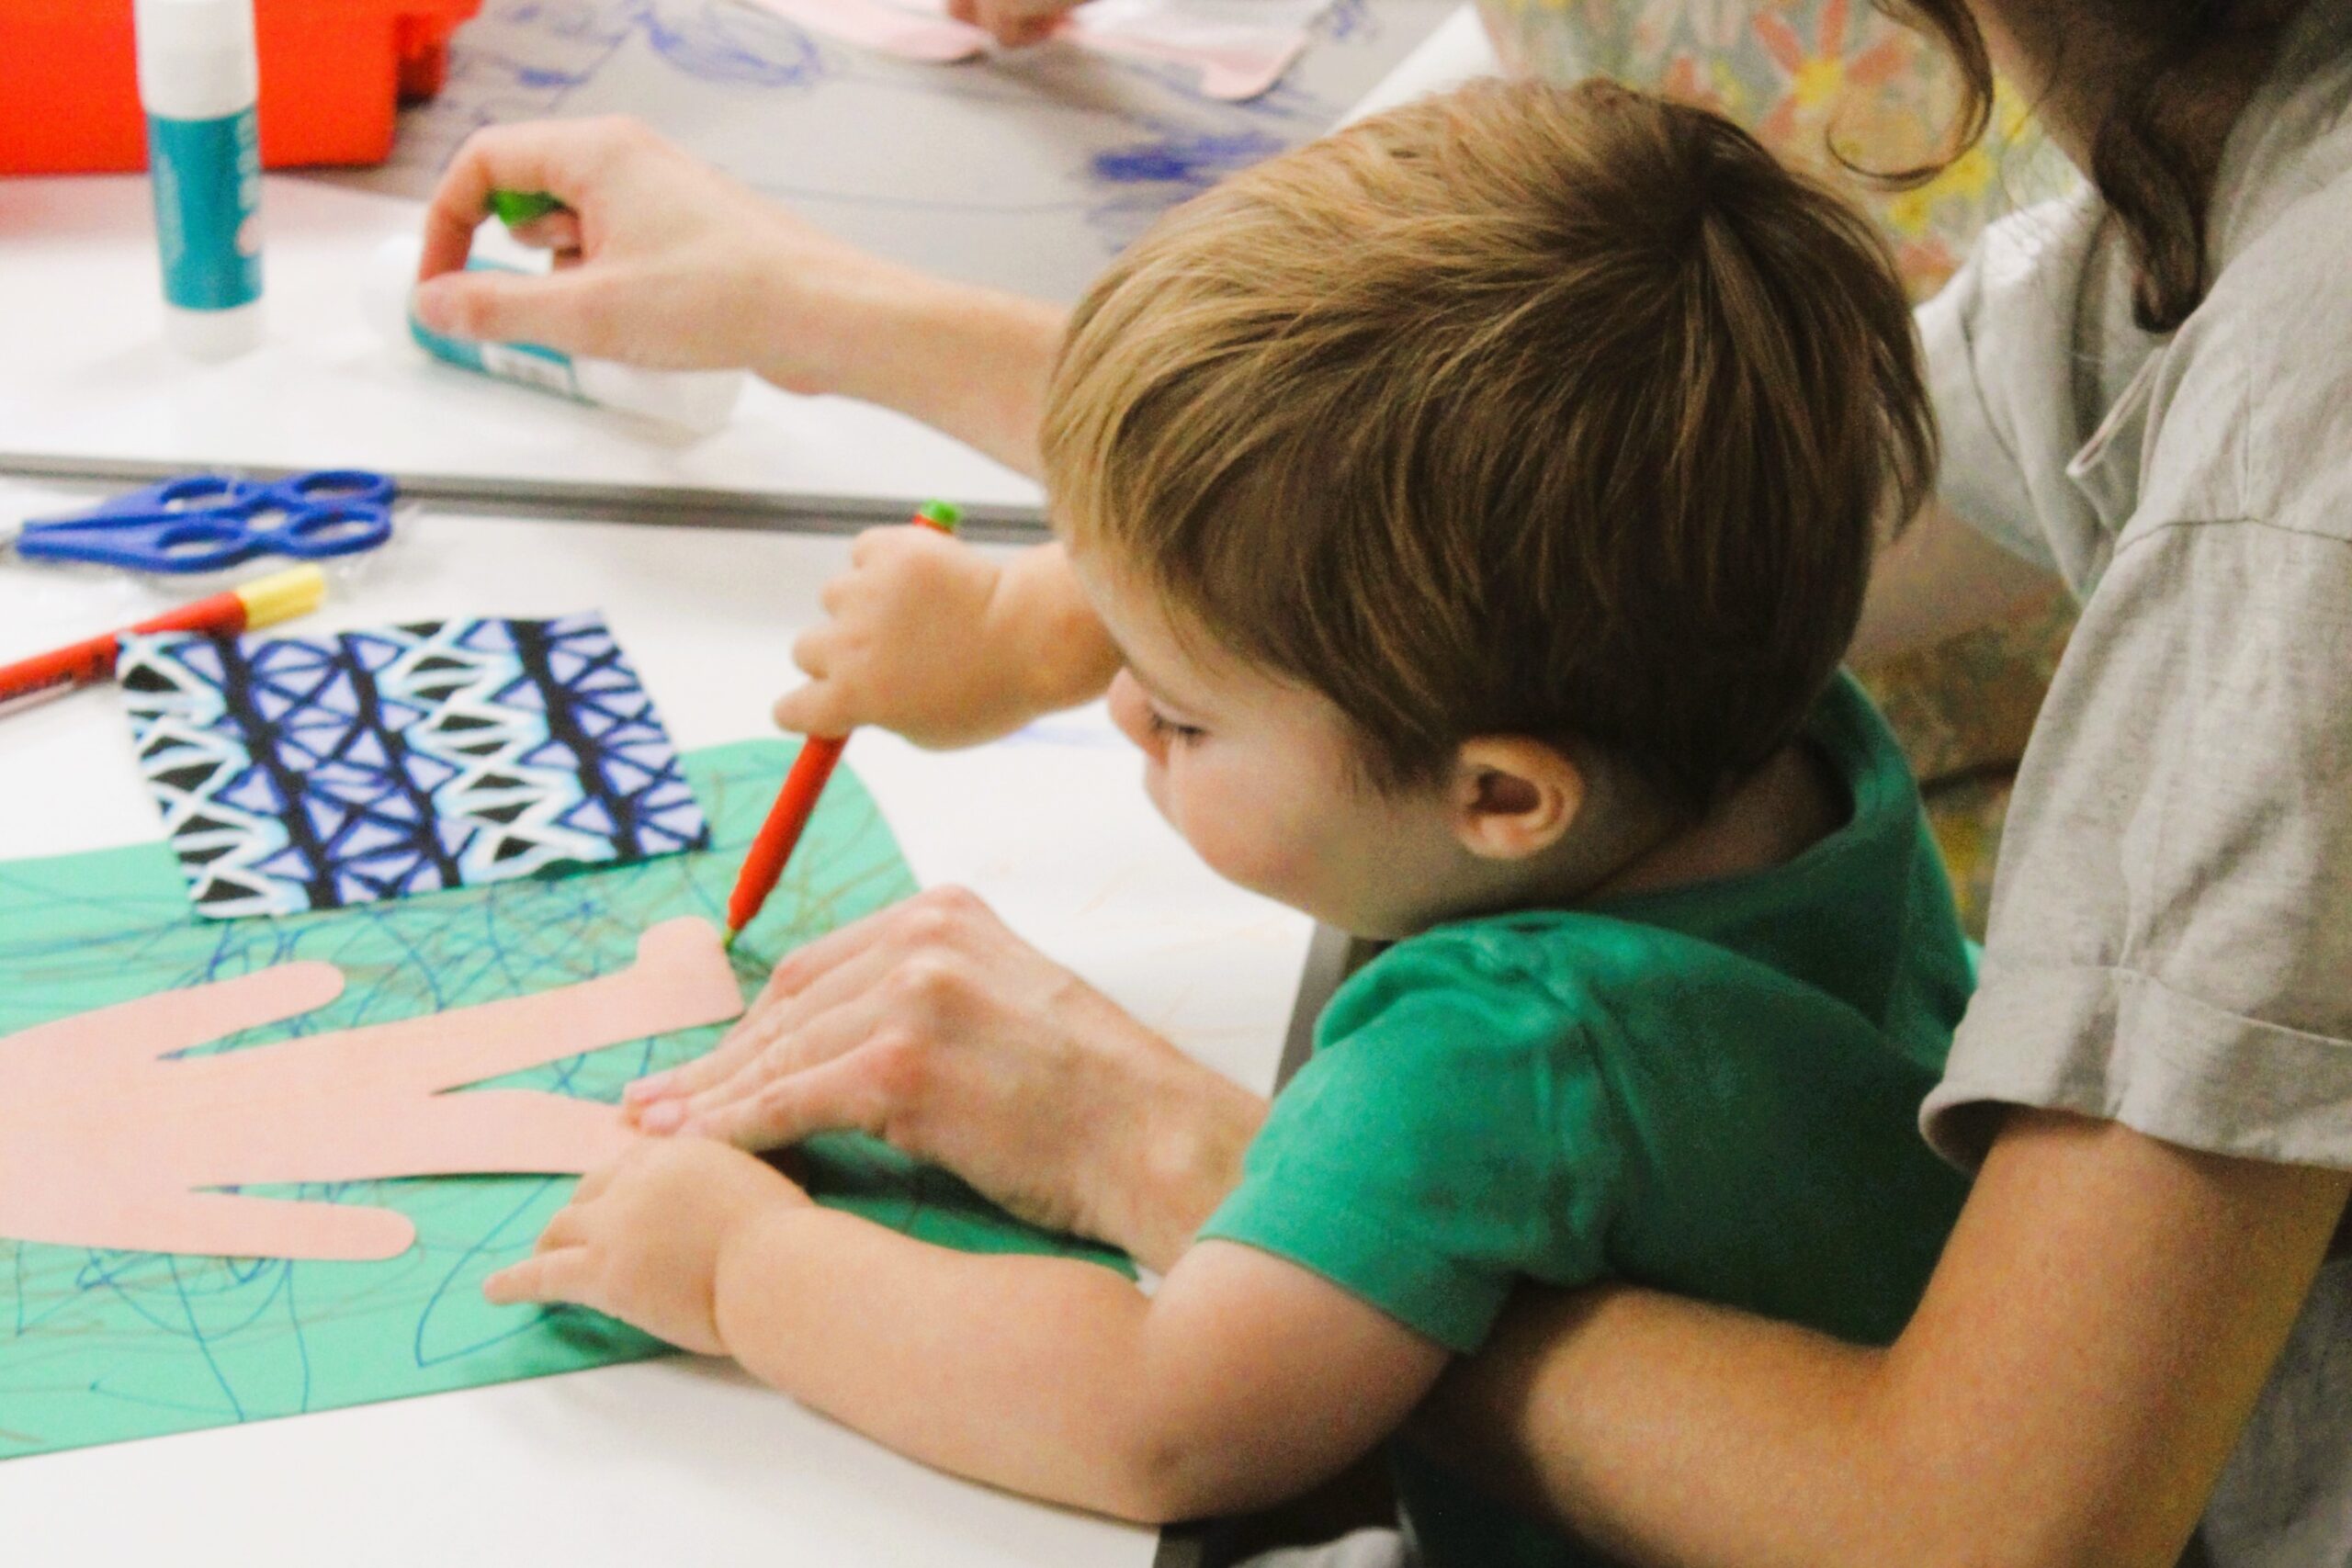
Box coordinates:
[1105,670,1162,760]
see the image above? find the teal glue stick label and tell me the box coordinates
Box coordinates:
[405,260,586,400]
[145,108,263,311]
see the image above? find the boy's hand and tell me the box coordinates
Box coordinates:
[481,1139,811,1355]
[946,0,1083,47]
[775,525,1017,747]
[775,538,1121,750]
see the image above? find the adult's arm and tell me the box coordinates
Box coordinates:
[413,118,1067,479]
[625,886,1265,1272]
[1419,1109,2349,1568]
[1849,495,2065,665]
[413,118,1121,743]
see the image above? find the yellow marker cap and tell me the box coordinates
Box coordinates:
[232,564,330,632]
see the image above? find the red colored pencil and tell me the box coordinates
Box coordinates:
[0,565,328,711]
[723,502,963,946]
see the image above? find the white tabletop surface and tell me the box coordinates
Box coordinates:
[0,14,1498,1559]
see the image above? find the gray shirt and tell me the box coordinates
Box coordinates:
[1914,6,2352,1561]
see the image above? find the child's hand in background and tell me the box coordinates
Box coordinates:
[482,1138,811,1355]
[774,536,1121,749]
[947,0,1085,46]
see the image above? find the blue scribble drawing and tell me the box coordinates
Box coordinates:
[0,741,1119,1463]
[1320,0,1377,45]
[1090,128,1285,186]
[382,0,837,177]
[1081,125,1283,248]
[322,0,1454,302]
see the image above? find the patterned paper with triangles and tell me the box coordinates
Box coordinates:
[119,614,709,918]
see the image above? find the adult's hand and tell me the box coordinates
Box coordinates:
[625,886,1264,1271]
[412,118,1067,476]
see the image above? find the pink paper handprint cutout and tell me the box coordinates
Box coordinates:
[0,918,745,1262]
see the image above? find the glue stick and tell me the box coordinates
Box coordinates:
[135,0,265,360]
[365,238,744,437]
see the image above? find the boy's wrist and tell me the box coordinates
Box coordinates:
[707,1191,822,1367]
[995,545,1123,722]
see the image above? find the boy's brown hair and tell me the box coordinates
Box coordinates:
[1043,78,1935,813]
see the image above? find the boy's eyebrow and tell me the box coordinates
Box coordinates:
[1098,629,1170,700]
[1117,650,1206,716]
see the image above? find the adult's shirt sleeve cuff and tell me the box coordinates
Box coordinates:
[1924,961,2352,1173]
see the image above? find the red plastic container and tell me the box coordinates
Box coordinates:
[1,0,482,175]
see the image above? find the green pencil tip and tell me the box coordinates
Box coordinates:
[721,928,740,953]
[917,500,964,535]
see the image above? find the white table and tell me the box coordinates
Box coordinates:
[0,12,1500,1561]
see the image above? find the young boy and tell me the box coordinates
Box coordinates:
[484,78,1973,1567]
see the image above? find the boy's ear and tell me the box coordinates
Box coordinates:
[1448,739,1585,861]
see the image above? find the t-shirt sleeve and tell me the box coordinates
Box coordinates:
[1922,495,2352,1171]
[1196,940,1623,1356]
[1915,191,2103,576]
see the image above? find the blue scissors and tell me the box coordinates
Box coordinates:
[15,468,396,574]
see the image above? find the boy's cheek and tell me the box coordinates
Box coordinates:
[1173,799,1317,909]
[1137,758,1172,823]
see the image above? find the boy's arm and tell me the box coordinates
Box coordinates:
[718,1214,1448,1522]
[484,1140,1444,1523]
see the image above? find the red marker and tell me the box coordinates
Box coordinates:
[724,502,963,947]
[0,564,329,712]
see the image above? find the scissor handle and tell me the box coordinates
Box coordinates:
[277,503,395,559]
[255,468,398,512]
[19,516,262,572]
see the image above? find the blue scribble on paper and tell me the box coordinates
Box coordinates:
[1082,126,1285,247]
[1091,128,1284,186]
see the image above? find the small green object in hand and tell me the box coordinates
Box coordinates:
[487,188,567,228]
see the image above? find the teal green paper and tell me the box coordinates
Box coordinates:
[0,739,1122,1461]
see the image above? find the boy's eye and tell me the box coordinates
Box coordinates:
[1146,708,1205,745]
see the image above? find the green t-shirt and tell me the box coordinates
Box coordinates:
[1196,674,1973,1568]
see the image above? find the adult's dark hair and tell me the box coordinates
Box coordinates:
[1879,0,2307,331]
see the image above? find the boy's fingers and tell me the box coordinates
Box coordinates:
[771,679,855,739]
[817,572,863,615]
[482,1251,581,1304]
[534,1206,592,1253]
[573,1160,624,1202]
[788,626,834,682]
